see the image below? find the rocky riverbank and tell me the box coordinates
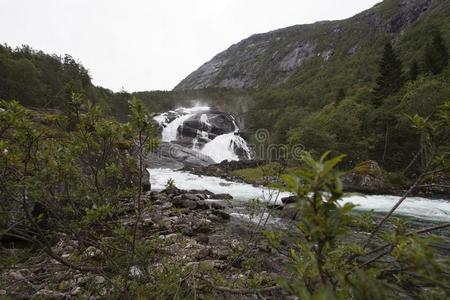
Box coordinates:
[0,186,291,299]
[2,181,448,299]
[182,159,450,199]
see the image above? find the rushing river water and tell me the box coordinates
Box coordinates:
[151,106,450,223]
[149,168,450,222]
[154,106,251,163]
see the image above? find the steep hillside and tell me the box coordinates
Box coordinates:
[175,0,449,92]
[0,44,250,120]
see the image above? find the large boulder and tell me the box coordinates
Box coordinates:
[342,160,385,193]
[146,142,215,169]
[180,111,237,140]
[280,203,300,220]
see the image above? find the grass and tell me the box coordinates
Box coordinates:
[351,160,384,177]
[232,162,302,186]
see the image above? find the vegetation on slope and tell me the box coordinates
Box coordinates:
[247,28,449,173]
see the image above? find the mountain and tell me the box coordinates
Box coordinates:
[175,0,449,91]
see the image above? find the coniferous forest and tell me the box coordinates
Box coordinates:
[1,0,450,298]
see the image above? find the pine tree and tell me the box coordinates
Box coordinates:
[409,59,419,81]
[423,31,449,75]
[335,87,346,104]
[372,43,404,107]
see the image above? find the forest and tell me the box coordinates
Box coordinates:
[1,0,450,297]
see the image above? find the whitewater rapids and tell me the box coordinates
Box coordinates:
[149,168,450,222]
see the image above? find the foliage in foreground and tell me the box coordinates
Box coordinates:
[265,102,450,299]
[1,98,449,298]
[268,152,449,299]
[0,97,164,297]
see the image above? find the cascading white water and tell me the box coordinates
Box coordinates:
[149,168,291,203]
[149,168,450,222]
[161,113,191,142]
[154,106,251,162]
[200,113,211,126]
[201,132,251,163]
[155,106,210,142]
[199,113,251,162]
[151,106,450,222]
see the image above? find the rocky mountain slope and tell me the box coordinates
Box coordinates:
[175,0,449,90]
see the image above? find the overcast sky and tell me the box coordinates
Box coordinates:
[0,0,380,92]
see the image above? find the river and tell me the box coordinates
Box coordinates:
[152,106,450,223]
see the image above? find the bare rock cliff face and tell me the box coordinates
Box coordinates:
[175,0,441,90]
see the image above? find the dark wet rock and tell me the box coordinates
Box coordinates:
[147,142,215,169]
[180,111,237,139]
[154,108,250,162]
[189,189,215,196]
[209,193,233,200]
[267,204,284,210]
[281,196,296,204]
[342,160,385,193]
[183,193,201,201]
[172,137,196,148]
[212,210,231,221]
[172,197,197,209]
[196,200,209,210]
[209,202,226,210]
[155,111,180,129]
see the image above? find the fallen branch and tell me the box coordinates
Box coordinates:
[352,222,450,271]
[363,174,424,248]
[358,250,391,269]
[366,222,450,256]
[416,184,450,189]
[202,278,281,295]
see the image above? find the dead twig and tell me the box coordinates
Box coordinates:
[202,278,281,295]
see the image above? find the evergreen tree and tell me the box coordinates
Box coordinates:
[336,87,346,104]
[423,31,449,75]
[372,43,404,107]
[409,59,419,81]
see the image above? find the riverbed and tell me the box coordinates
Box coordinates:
[149,168,450,222]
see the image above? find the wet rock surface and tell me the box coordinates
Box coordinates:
[180,110,237,141]
[342,160,385,193]
[1,183,449,299]
[0,187,291,299]
[154,107,251,164]
[146,141,215,169]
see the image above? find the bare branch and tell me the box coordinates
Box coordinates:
[202,278,281,295]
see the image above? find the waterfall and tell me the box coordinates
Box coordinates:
[154,106,251,163]
[155,106,210,142]
[151,106,450,222]
[201,133,251,163]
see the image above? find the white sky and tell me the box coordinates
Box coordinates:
[0,0,380,92]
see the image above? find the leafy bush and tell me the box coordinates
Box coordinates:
[267,151,449,299]
[0,96,161,297]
